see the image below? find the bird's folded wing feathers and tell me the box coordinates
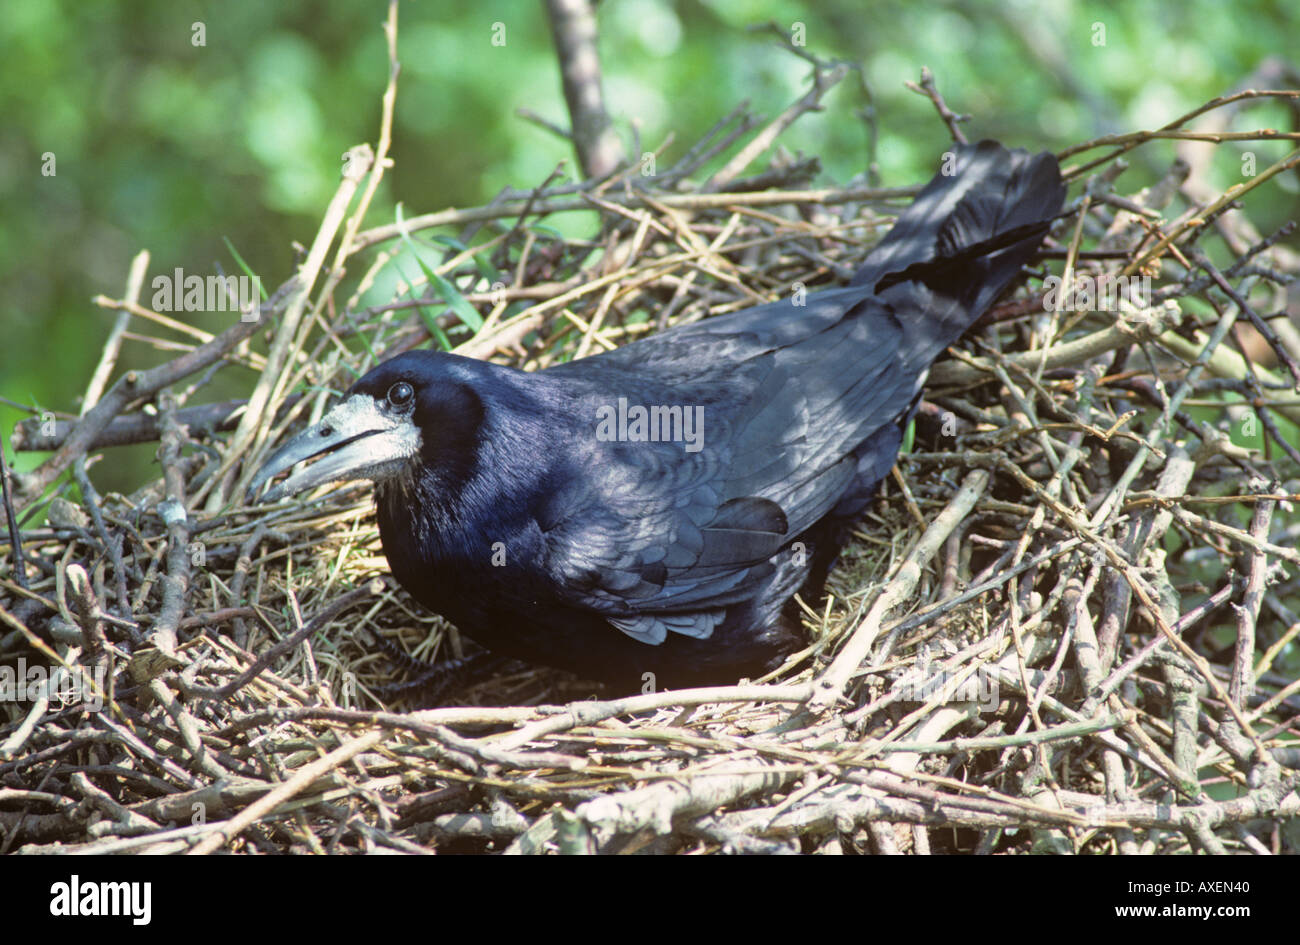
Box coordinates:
[536,298,920,644]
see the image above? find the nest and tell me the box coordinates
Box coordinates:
[3,46,1300,854]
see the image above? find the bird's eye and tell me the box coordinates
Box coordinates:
[387,381,414,408]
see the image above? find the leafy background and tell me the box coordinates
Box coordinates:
[3,0,1297,493]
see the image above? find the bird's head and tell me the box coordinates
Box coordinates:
[246,351,484,503]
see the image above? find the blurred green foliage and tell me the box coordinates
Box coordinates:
[2,0,1297,494]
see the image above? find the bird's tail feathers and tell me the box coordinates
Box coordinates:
[851,139,1066,358]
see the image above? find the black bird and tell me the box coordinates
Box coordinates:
[249,140,1065,691]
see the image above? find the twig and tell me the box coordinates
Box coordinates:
[1232,489,1276,707]
[187,728,385,855]
[808,468,990,712]
[904,67,969,144]
[83,250,150,411]
[0,440,26,589]
[14,285,282,505]
[706,63,850,192]
[11,395,305,452]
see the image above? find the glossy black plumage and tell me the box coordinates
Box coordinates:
[250,140,1066,690]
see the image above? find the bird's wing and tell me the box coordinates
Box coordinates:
[534,427,790,617]
[536,291,919,645]
[589,289,922,532]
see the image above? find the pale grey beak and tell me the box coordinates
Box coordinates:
[246,394,420,503]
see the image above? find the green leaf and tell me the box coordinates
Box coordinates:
[526,222,564,241]
[394,205,484,333]
[425,234,499,283]
[222,237,268,300]
[394,259,452,351]
[427,268,484,332]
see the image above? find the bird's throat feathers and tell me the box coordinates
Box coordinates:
[375,379,559,562]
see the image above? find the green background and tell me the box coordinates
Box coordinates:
[3,0,1297,493]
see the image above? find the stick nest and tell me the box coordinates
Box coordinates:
[3,70,1300,854]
